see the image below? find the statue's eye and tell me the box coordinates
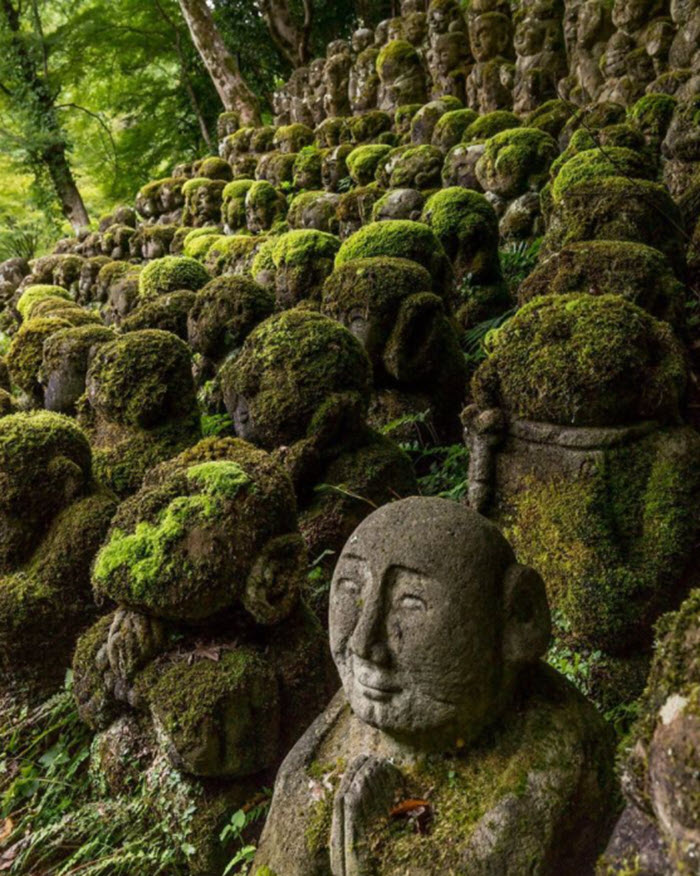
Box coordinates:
[339,577,361,597]
[399,594,426,612]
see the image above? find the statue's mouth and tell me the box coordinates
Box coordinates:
[356,675,401,701]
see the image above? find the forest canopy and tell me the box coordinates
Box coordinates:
[0,0,393,257]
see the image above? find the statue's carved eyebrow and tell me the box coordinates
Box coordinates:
[387,564,426,580]
[340,552,365,564]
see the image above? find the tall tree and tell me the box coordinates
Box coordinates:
[177,0,261,123]
[0,0,90,231]
[257,0,315,68]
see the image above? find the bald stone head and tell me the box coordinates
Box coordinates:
[330,497,551,751]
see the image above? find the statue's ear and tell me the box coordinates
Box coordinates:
[47,455,87,506]
[382,293,444,384]
[243,534,305,625]
[502,564,551,665]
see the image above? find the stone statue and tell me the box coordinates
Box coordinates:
[323,40,353,118]
[253,497,615,875]
[349,41,380,114]
[466,12,516,111]
[377,40,429,112]
[429,31,472,101]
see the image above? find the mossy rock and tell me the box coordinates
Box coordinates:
[473,294,686,427]
[221,179,255,231]
[187,275,274,360]
[7,316,72,402]
[420,187,500,283]
[463,110,520,144]
[72,613,119,730]
[518,241,687,328]
[139,256,210,301]
[410,98,463,145]
[204,235,259,277]
[274,123,314,154]
[335,220,450,293]
[221,309,372,449]
[347,144,393,186]
[85,329,196,429]
[476,127,559,198]
[314,117,351,149]
[121,290,196,340]
[628,92,677,144]
[550,147,655,204]
[198,157,233,181]
[292,148,324,190]
[384,144,444,190]
[0,485,117,691]
[93,437,303,622]
[558,102,627,149]
[246,181,288,233]
[16,284,72,321]
[543,177,686,277]
[347,111,392,144]
[503,426,700,654]
[432,108,478,151]
[137,647,280,777]
[523,99,571,139]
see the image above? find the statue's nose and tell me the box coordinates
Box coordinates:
[349,585,390,666]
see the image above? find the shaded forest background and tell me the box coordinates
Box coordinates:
[0,0,394,258]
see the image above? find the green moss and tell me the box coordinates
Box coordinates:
[246,181,288,225]
[7,316,72,399]
[628,92,677,141]
[138,256,210,300]
[251,237,278,280]
[523,99,571,138]
[477,127,559,198]
[347,144,393,186]
[504,426,700,653]
[72,613,117,729]
[432,108,478,150]
[376,39,420,74]
[335,220,449,291]
[275,123,314,152]
[137,647,278,777]
[198,156,233,181]
[17,285,71,321]
[395,103,423,135]
[473,294,686,427]
[551,147,654,203]
[121,291,196,339]
[272,229,340,268]
[421,187,498,264]
[0,483,116,690]
[347,111,392,144]
[204,235,258,276]
[463,110,520,144]
[223,309,371,448]
[292,148,323,189]
[314,117,351,148]
[85,329,196,429]
[518,240,686,327]
[385,144,444,189]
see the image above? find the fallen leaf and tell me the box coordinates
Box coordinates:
[390,798,432,835]
[0,819,12,844]
[390,799,430,817]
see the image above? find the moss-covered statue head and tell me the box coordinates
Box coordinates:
[187,276,275,362]
[221,310,372,449]
[321,257,448,379]
[92,438,306,624]
[85,329,196,429]
[0,411,92,572]
[472,294,687,427]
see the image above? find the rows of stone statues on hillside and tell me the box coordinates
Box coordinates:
[273,0,699,125]
[0,55,699,876]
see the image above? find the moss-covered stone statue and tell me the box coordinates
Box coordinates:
[78,329,201,498]
[0,412,116,694]
[465,294,700,708]
[253,497,615,875]
[72,438,336,875]
[220,309,417,578]
[322,257,466,442]
[601,587,700,874]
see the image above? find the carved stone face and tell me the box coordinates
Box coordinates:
[470,13,512,62]
[612,0,658,34]
[601,31,634,77]
[330,497,550,750]
[352,27,374,53]
[428,0,463,36]
[514,18,546,56]
[404,12,429,45]
[433,32,467,73]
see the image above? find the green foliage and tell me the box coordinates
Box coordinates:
[0,674,194,875]
[220,795,271,875]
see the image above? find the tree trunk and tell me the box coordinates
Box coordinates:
[177,0,261,125]
[1,0,90,233]
[43,142,91,231]
[258,0,314,68]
